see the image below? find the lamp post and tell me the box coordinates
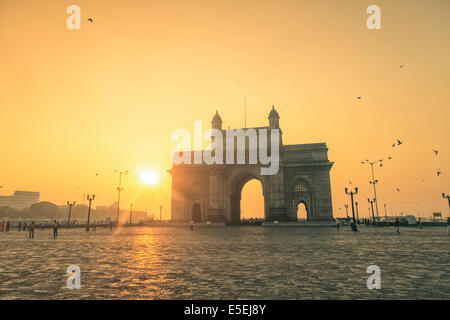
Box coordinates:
[115,169,129,228]
[368,198,375,223]
[355,201,360,222]
[86,194,95,231]
[129,203,133,225]
[345,187,358,232]
[384,203,388,219]
[344,204,349,218]
[67,201,76,224]
[443,193,450,216]
[362,159,382,219]
[159,205,163,221]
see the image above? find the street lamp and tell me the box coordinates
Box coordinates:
[345,187,358,232]
[355,201,360,222]
[443,193,450,216]
[67,201,76,224]
[368,198,376,223]
[114,169,129,228]
[362,159,382,219]
[129,203,133,225]
[86,194,95,231]
[159,205,163,221]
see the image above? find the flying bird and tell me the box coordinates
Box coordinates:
[400,65,405,69]
[433,150,438,155]
[436,170,442,176]
[397,139,403,145]
[357,96,362,100]
[392,144,396,148]
[88,18,93,23]
[396,188,400,192]
[388,156,392,160]
[380,163,383,167]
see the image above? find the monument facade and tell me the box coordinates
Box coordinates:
[169,107,334,223]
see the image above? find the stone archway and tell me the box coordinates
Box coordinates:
[228,171,266,225]
[296,201,309,221]
[169,108,334,223]
[192,203,202,222]
[292,181,313,221]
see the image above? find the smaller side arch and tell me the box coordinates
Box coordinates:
[291,178,314,221]
[191,202,202,222]
[187,180,207,222]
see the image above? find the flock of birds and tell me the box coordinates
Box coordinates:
[354,63,444,196]
[368,139,442,194]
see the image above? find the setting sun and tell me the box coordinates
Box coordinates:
[140,170,159,186]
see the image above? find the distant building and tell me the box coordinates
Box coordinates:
[0,191,40,210]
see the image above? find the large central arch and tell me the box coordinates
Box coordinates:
[228,170,266,224]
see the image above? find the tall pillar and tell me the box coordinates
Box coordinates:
[267,167,288,221]
[208,166,226,222]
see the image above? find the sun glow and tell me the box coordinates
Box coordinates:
[140,170,159,186]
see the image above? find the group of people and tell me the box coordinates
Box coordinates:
[1,219,112,238]
[337,216,450,235]
[0,220,60,239]
[336,217,374,231]
[0,221,11,232]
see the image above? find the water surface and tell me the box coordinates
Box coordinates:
[0,226,448,299]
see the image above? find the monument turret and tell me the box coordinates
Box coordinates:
[268,105,280,129]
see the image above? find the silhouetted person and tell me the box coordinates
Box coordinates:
[92,221,96,232]
[18,221,22,231]
[6,221,10,232]
[53,220,58,238]
[417,218,423,229]
[109,221,113,231]
[29,222,35,239]
[394,218,400,234]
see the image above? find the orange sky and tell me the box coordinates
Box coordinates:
[0,0,449,218]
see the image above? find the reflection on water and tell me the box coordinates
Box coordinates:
[0,226,448,299]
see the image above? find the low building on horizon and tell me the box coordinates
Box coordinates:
[0,190,40,210]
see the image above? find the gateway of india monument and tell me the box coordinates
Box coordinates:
[169,106,334,224]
